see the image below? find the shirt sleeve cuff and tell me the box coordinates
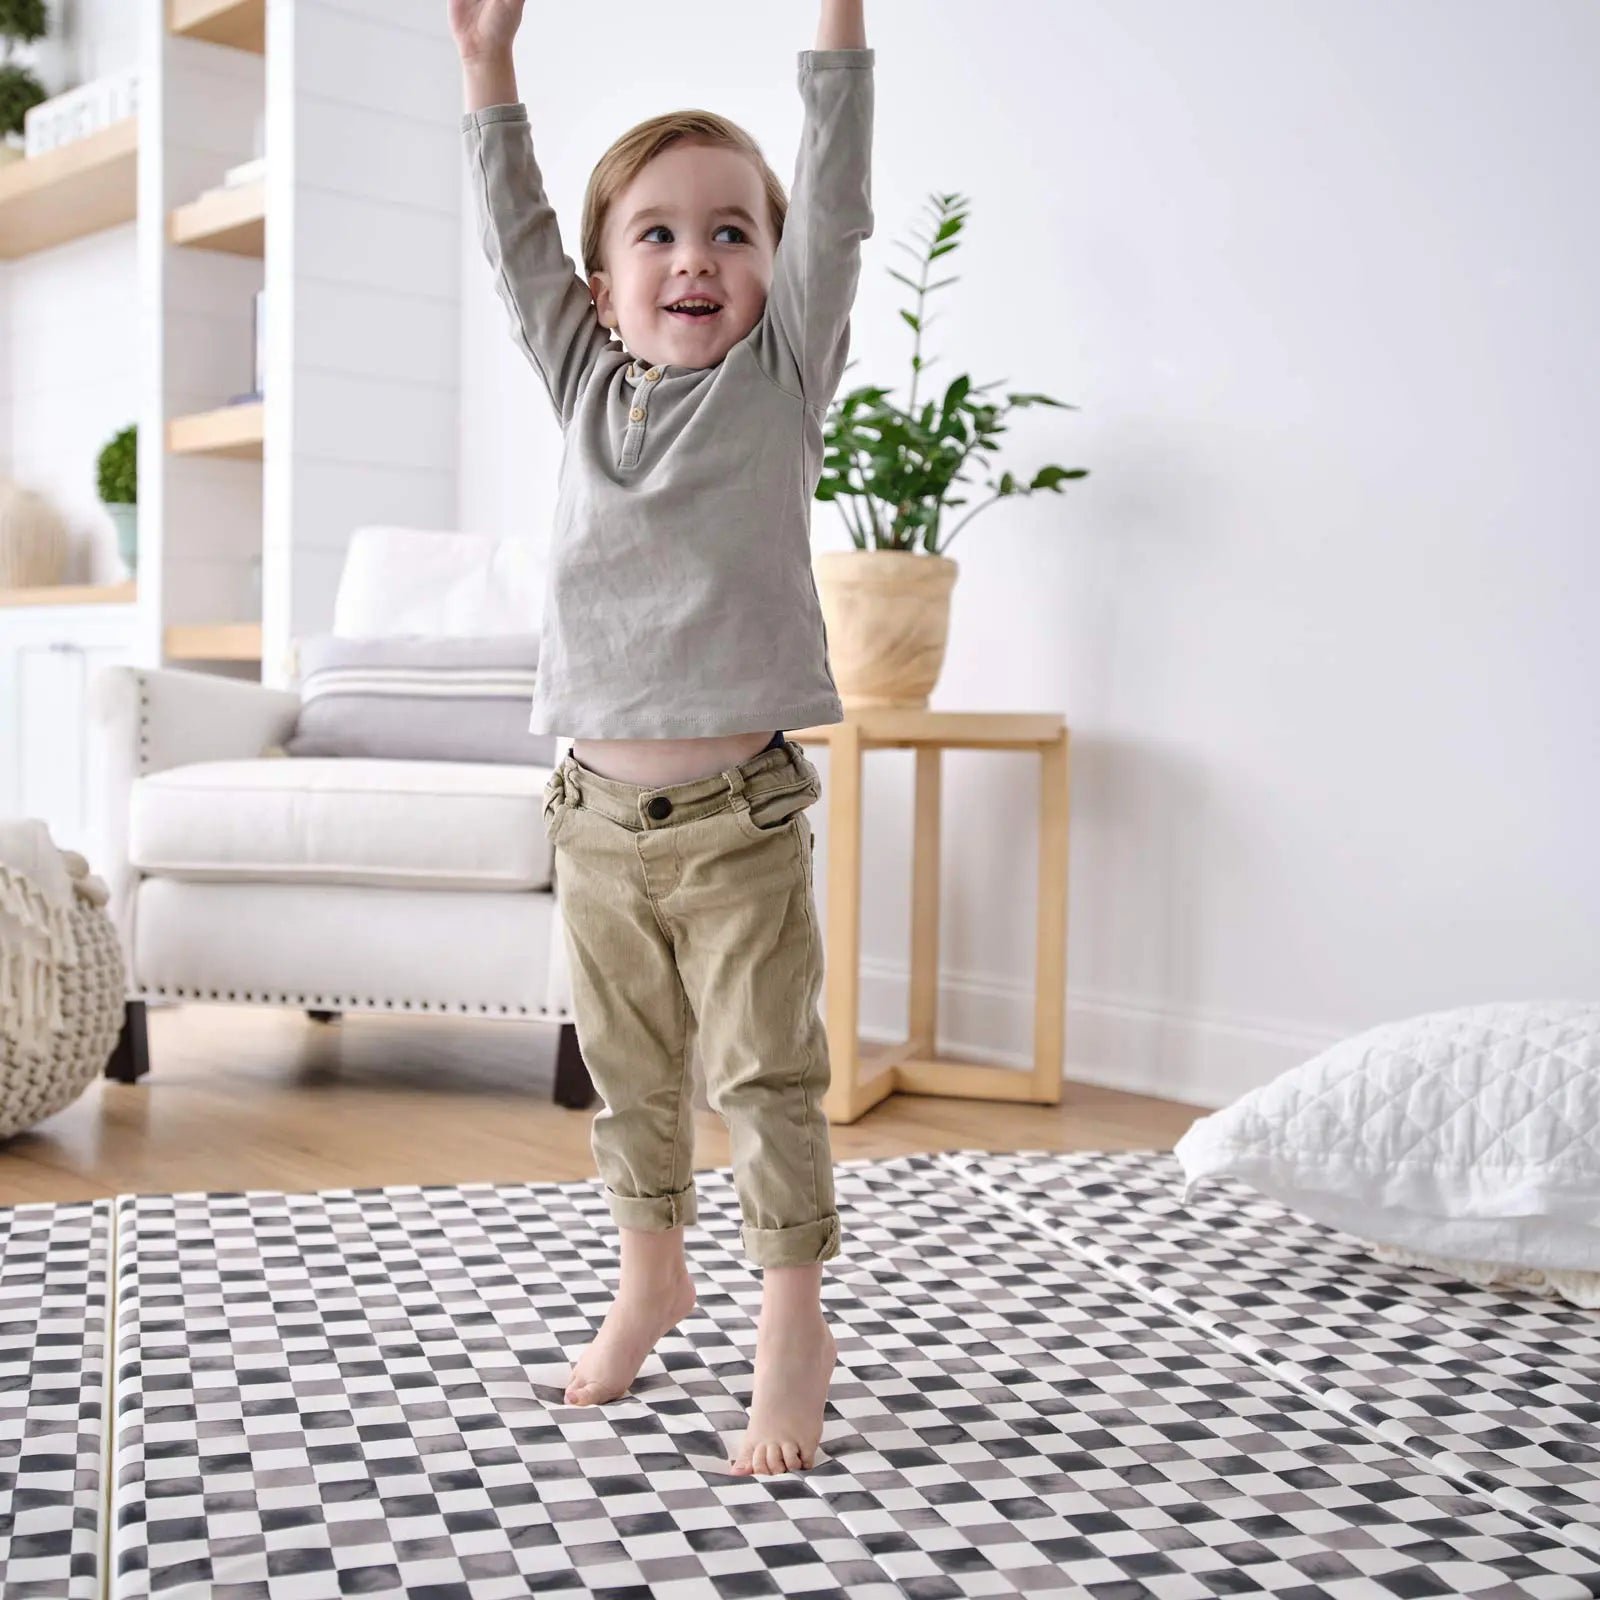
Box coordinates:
[460,102,529,133]
[797,48,875,72]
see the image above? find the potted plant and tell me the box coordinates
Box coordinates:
[0,0,47,166]
[97,424,137,576]
[815,193,1088,709]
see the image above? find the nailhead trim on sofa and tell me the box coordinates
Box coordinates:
[138,987,570,1019]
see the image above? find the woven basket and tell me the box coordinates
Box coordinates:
[0,887,126,1140]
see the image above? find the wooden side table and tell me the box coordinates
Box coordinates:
[788,710,1070,1125]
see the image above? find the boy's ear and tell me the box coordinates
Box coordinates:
[589,270,617,330]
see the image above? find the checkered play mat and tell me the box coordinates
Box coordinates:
[2,1151,1597,1598]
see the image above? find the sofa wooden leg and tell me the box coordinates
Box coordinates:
[306,1010,342,1024]
[553,1022,595,1110]
[106,1000,149,1084]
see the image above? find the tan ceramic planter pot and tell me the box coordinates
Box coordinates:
[814,550,959,710]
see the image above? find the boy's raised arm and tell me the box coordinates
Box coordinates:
[453,0,612,427]
[817,0,867,51]
[751,1,875,408]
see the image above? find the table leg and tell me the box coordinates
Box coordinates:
[1033,729,1070,1103]
[908,745,942,1055]
[822,722,864,1122]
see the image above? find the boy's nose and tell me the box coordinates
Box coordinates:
[674,243,716,275]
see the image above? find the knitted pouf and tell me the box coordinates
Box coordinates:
[0,887,126,1140]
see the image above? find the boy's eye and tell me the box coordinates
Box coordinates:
[638,223,748,245]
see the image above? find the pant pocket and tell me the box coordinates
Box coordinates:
[733,777,819,841]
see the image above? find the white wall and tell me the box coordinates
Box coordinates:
[3,0,141,583]
[457,0,1600,1108]
[262,0,462,686]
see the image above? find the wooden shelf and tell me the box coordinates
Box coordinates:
[169,0,266,53]
[170,180,264,256]
[166,622,262,660]
[0,580,137,609]
[0,119,138,261]
[168,401,264,460]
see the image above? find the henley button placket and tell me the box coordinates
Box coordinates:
[619,363,663,469]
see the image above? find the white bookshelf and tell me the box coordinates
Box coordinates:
[1,0,463,851]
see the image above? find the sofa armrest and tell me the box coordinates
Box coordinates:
[89,666,303,984]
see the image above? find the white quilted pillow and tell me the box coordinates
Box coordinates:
[1174,1001,1600,1294]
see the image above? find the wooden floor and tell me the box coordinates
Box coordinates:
[0,1005,1206,1206]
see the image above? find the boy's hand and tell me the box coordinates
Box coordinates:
[449,0,525,61]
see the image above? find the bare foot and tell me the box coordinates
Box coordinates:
[565,1272,697,1405]
[729,1308,837,1474]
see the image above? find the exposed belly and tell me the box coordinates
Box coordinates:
[571,730,777,787]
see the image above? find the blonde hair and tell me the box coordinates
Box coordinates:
[581,110,788,280]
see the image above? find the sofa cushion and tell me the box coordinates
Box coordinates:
[129,758,554,891]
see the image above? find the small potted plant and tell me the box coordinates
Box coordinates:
[0,0,47,166]
[815,193,1088,709]
[97,424,137,576]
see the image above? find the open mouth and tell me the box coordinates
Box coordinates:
[665,297,723,321]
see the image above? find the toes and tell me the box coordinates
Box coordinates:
[728,1437,813,1475]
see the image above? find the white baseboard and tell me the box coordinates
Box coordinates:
[856,959,1342,1111]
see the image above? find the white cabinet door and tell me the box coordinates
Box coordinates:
[18,640,88,851]
[0,608,140,859]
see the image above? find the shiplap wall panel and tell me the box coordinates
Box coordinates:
[294,98,461,211]
[293,189,459,299]
[74,0,138,83]
[154,34,266,633]
[293,279,458,389]
[293,374,456,475]
[293,0,445,38]
[6,229,138,583]
[263,0,460,687]
[0,2,142,582]
[289,458,465,552]
[293,5,460,129]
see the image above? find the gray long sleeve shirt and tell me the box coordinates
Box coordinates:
[462,50,874,740]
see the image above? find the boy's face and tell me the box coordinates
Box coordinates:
[590,141,776,371]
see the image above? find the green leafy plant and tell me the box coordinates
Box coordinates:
[0,0,46,141]
[0,1,48,43]
[0,59,43,138]
[97,425,137,506]
[817,193,1088,556]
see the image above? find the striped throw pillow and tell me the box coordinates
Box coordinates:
[283,635,558,765]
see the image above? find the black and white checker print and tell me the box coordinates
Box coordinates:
[940,1148,1600,1558]
[99,1153,1600,1599]
[0,1197,110,1600]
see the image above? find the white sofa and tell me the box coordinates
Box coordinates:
[87,528,591,1107]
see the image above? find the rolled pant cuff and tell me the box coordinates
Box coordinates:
[742,1212,841,1268]
[607,1183,698,1231]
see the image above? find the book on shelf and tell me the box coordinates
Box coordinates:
[223,156,267,189]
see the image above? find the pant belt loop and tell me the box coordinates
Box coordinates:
[724,764,751,816]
